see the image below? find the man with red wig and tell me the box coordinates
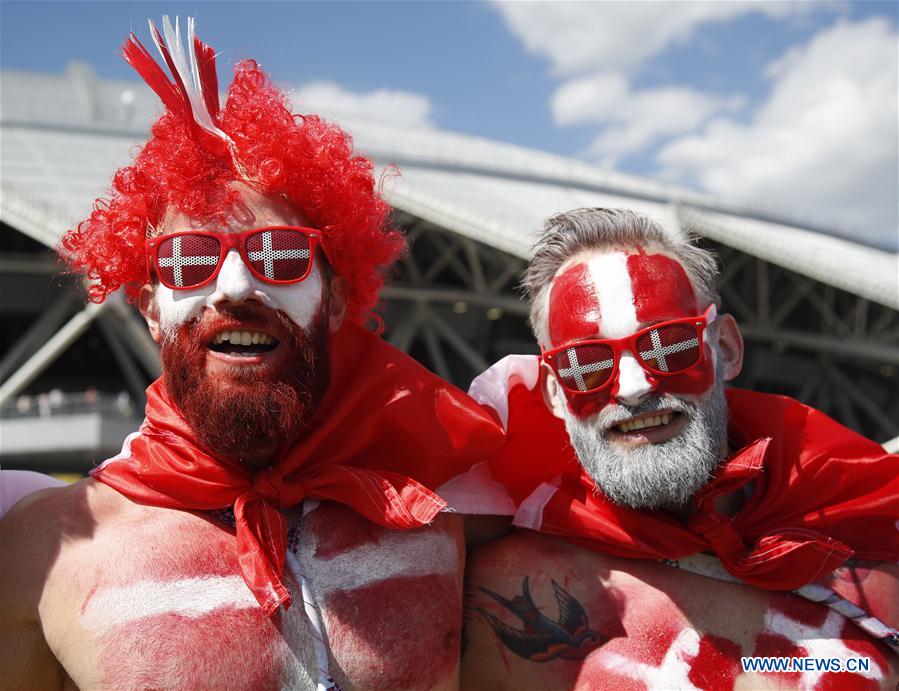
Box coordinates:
[0,18,501,690]
[458,209,898,688]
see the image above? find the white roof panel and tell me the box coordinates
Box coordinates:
[2,66,896,310]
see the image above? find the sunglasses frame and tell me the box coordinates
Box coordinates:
[146,226,324,290]
[542,304,717,395]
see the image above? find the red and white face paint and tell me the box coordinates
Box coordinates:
[545,248,716,418]
[154,185,324,335]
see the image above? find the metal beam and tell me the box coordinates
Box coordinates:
[425,309,490,372]
[0,292,78,382]
[382,285,528,316]
[0,300,108,402]
[108,299,161,377]
[740,325,899,364]
[421,323,450,380]
[0,254,61,274]
[98,312,150,408]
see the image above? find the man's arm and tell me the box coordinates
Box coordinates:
[0,489,68,690]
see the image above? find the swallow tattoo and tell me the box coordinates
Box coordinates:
[476,576,603,661]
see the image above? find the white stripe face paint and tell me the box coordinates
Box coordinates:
[80,575,258,633]
[153,183,326,334]
[583,252,652,404]
[156,251,323,333]
[584,252,638,338]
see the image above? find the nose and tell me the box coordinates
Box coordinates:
[614,352,654,406]
[209,250,259,307]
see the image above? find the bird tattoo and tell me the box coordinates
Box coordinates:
[476,576,604,661]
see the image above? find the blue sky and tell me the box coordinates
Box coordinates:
[2,1,897,248]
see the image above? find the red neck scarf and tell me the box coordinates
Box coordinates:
[93,323,503,614]
[482,357,899,590]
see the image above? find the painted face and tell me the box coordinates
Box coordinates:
[545,248,716,419]
[154,185,324,334]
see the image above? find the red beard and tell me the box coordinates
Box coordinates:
[161,302,331,467]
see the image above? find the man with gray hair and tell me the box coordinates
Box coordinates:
[459,208,898,688]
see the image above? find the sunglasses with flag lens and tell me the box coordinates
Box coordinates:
[542,305,716,395]
[146,226,323,290]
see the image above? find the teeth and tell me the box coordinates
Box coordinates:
[616,413,672,434]
[212,330,275,346]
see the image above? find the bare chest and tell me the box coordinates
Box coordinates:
[464,536,897,691]
[47,502,463,690]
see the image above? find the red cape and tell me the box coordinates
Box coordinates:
[477,356,899,590]
[93,323,503,614]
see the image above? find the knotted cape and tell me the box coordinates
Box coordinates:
[93,323,504,614]
[472,355,899,590]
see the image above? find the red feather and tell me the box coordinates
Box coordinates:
[193,34,220,120]
[148,22,191,115]
[121,33,185,117]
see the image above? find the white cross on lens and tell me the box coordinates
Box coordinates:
[558,347,614,391]
[157,236,219,287]
[247,231,310,280]
[638,329,699,372]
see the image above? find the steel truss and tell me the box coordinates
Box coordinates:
[2,215,896,448]
[382,215,899,445]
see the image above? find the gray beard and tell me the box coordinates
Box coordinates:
[562,375,729,510]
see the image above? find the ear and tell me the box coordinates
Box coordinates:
[327,275,349,332]
[715,313,744,381]
[138,284,163,343]
[540,360,568,420]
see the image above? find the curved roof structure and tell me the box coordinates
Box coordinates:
[1,65,897,465]
[2,65,897,310]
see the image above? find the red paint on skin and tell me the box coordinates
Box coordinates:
[750,597,890,689]
[325,575,460,690]
[628,251,698,324]
[77,517,241,623]
[839,624,890,679]
[546,262,613,418]
[99,608,285,690]
[547,263,600,347]
[626,251,714,400]
[752,632,804,684]
[687,634,741,691]
[771,592,829,628]
[550,251,715,419]
[311,504,387,560]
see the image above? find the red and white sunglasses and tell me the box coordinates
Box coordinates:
[542,305,717,395]
[146,226,325,290]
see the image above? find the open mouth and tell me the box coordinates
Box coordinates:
[207,329,279,357]
[605,410,685,444]
[612,411,676,434]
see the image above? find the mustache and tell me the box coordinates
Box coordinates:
[164,303,300,348]
[591,394,698,432]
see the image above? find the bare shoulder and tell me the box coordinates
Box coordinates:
[0,479,125,690]
[463,531,898,691]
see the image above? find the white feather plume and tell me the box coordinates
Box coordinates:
[149,15,232,145]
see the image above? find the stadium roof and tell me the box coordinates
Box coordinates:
[2,64,897,310]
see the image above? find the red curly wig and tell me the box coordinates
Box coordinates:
[60,53,404,325]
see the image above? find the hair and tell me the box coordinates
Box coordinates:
[522,208,721,346]
[59,60,404,325]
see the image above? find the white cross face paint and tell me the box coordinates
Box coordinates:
[155,249,324,334]
[152,182,325,336]
[545,248,715,420]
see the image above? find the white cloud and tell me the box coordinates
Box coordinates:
[552,74,743,166]
[656,18,898,244]
[492,1,826,165]
[292,81,434,128]
[491,1,824,76]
